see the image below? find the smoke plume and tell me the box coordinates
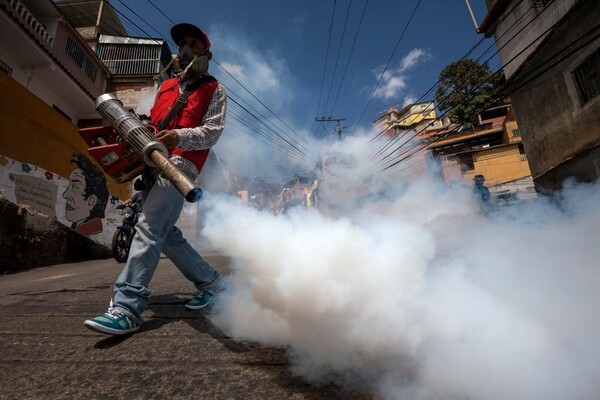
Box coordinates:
[200,134,600,400]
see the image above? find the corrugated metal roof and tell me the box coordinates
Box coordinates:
[98,34,165,46]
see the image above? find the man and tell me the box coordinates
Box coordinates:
[85,23,227,335]
[117,191,143,211]
[472,174,491,204]
[63,152,109,236]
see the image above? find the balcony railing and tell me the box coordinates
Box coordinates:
[8,0,54,46]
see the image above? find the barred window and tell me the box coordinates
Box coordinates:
[459,154,474,172]
[65,35,97,82]
[572,47,600,105]
[511,128,521,137]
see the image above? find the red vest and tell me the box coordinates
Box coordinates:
[150,77,219,173]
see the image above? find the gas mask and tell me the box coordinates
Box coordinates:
[178,45,209,76]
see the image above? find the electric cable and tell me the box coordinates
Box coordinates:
[328,0,369,117]
[102,0,314,160]
[316,0,337,119]
[373,0,559,171]
[369,0,533,159]
[145,0,176,25]
[381,17,591,177]
[349,0,424,135]
[322,0,353,115]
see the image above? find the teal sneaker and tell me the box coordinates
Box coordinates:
[84,308,140,335]
[185,290,214,310]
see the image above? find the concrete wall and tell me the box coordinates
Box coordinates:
[108,78,158,116]
[507,1,600,191]
[0,199,111,274]
[493,0,578,79]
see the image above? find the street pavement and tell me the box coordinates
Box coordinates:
[0,255,371,400]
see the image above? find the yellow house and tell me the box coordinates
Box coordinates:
[429,103,535,201]
[374,102,437,134]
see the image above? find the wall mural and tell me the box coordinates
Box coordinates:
[63,152,109,236]
[0,153,122,246]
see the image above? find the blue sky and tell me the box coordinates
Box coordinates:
[109,0,495,179]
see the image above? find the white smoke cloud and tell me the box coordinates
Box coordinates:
[200,133,600,400]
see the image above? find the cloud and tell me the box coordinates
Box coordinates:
[399,48,430,72]
[373,71,407,100]
[402,95,418,107]
[372,48,431,101]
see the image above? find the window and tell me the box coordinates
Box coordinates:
[519,144,527,161]
[459,154,474,172]
[572,47,600,105]
[65,34,98,82]
[511,128,521,137]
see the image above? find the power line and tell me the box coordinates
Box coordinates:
[226,93,311,160]
[316,0,337,118]
[145,0,176,25]
[103,0,315,161]
[368,0,529,153]
[372,0,557,170]
[349,0,424,135]
[212,59,312,148]
[226,118,307,162]
[322,0,353,116]
[369,0,532,159]
[379,0,577,175]
[329,0,369,117]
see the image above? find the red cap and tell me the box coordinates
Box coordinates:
[170,23,211,50]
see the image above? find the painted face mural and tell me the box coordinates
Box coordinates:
[62,152,109,236]
[63,168,94,225]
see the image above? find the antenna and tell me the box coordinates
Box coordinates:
[464,0,480,32]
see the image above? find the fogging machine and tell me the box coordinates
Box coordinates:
[78,93,202,202]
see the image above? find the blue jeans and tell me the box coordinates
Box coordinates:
[112,171,221,324]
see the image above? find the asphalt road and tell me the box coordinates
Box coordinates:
[0,256,371,400]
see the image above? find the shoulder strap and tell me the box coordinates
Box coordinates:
[156,75,216,131]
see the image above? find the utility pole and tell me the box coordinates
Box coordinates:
[315,117,346,141]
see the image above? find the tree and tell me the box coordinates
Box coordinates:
[435,59,501,124]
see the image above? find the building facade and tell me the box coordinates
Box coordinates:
[56,0,173,116]
[480,0,600,192]
[429,102,536,202]
[0,0,131,257]
[373,102,451,179]
[374,102,439,135]
[96,34,173,114]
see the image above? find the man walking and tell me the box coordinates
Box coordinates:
[85,23,227,335]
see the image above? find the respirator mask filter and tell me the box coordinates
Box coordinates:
[178,45,209,75]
